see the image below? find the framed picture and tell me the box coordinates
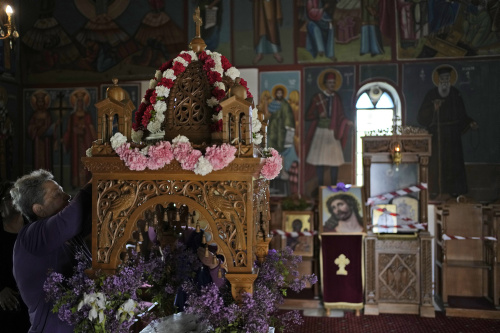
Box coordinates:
[372,204,397,233]
[319,185,365,234]
[282,210,314,257]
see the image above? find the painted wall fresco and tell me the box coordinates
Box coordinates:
[23,87,99,192]
[296,0,393,63]
[20,0,186,84]
[302,65,356,198]
[397,0,500,59]
[259,70,301,197]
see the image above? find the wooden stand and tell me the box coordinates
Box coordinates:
[362,134,435,317]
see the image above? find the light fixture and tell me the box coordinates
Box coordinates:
[390,140,402,167]
[0,4,19,48]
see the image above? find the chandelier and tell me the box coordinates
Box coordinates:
[0,4,19,48]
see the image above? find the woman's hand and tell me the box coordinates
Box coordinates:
[0,287,20,311]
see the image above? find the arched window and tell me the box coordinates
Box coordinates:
[355,82,401,185]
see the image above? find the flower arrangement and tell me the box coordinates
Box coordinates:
[43,252,147,333]
[183,247,318,333]
[109,133,282,179]
[132,50,252,142]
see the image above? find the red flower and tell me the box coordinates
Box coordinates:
[203,57,215,70]
[159,59,173,72]
[221,56,232,71]
[149,90,157,104]
[142,105,154,128]
[172,61,186,76]
[206,71,222,85]
[214,105,222,113]
[144,88,154,102]
[239,78,253,99]
[161,78,175,89]
[198,51,209,62]
[212,87,226,101]
[133,103,147,130]
[210,119,223,132]
[178,52,192,62]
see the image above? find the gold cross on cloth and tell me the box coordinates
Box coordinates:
[335,254,350,275]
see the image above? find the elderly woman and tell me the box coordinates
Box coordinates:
[0,181,30,332]
[10,170,92,333]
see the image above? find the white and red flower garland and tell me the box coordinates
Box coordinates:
[132,50,253,142]
[109,133,282,179]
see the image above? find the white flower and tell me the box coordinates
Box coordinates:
[172,135,190,146]
[141,97,146,104]
[207,97,219,107]
[253,132,263,145]
[163,69,176,80]
[205,50,212,55]
[214,81,225,91]
[155,85,170,98]
[155,111,165,123]
[141,145,150,156]
[131,129,143,143]
[110,132,127,150]
[173,56,189,67]
[149,78,156,89]
[147,120,161,133]
[252,108,262,133]
[116,299,137,322]
[194,156,213,176]
[212,111,223,122]
[225,67,240,81]
[86,147,92,157]
[155,70,162,81]
[154,100,167,113]
[213,63,223,75]
[77,292,107,323]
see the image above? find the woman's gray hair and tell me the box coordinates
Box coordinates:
[11,169,54,222]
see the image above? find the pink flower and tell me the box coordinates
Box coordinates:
[126,149,148,171]
[173,142,193,163]
[116,143,132,160]
[181,149,202,171]
[261,149,283,180]
[205,144,236,171]
[148,141,174,169]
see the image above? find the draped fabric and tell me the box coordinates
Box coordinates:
[320,234,364,309]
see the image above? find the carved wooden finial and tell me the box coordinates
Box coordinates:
[189,7,207,53]
[193,7,202,38]
[112,78,118,85]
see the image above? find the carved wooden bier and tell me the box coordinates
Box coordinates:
[83,33,272,303]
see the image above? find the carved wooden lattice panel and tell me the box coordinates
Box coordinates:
[94,179,255,272]
[164,62,213,144]
[378,253,418,303]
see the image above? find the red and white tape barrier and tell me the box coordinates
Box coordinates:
[272,230,317,238]
[442,234,497,241]
[366,183,427,206]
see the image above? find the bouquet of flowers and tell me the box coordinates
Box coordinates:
[183,247,318,333]
[44,252,150,333]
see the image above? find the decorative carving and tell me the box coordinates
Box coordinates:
[378,253,418,302]
[163,62,213,145]
[335,254,350,275]
[365,238,376,304]
[225,273,258,304]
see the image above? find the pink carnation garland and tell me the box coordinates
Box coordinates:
[114,139,281,180]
